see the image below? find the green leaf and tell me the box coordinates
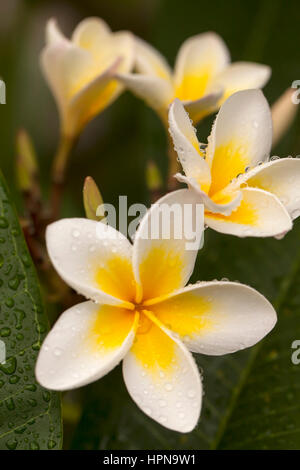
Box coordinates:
[71,221,300,450]
[217,256,300,449]
[0,171,62,450]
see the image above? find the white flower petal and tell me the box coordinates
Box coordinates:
[135,36,173,82]
[68,58,123,134]
[42,18,135,136]
[116,73,173,112]
[41,40,93,120]
[148,282,277,355]
[205,187,292,237]
[174,32,230,101]
[244,157,300,219]
[132,189,204,302]
[206,89,273,195]
[36,301,138,391]
[72,17,111,47]
[46,218,135,308]
[168,98,211,192]
[46,18,68,45]
[210,62,271,106]
[123,311,201,432]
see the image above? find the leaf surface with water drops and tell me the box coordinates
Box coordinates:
[0,171,62,450]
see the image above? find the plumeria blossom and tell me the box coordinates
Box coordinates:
[116,33,270,124]
[36,190,276,432]
[168,90,300,238]
[41,17,135,137]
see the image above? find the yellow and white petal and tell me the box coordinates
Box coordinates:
[135,36,172,82]
[205,187,292,237]
[123,311,201,432]
[206,89,272,195]
[183,89,223,124]
[210,62,271,106]
[132,189,204,303]
[175,173,242,216]
[244,157,300,219]
[46,218,135,308]
[73,18,134,77]
[68,58,122,135]
[147,282,276,355]
[174,32,230,102]
[72,17,111,49]
[42,19,135,136]
[46,18,68,45]
[41,41,93,125]
[116,73,173,111]
[36,301,138,391]
[111,32,135,74]
[168,98,211,192]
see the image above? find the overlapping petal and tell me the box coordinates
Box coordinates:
[206,90,272,194]
[71,17,111,52]
[41,18,134,136]
[183,89,223,124]
[169,98,211,192]
[123,310,201,432]
[147,282,277,355]
[46,218,135,308]
[68,58,122,134]
[174,32,230,101]
[211,62,271,106]
[46,18,68,45]
[168,98,242,215]
[243,157,300,219]
[132,189,203,302]
[135,36,173,81]
[36,301,138,391]
[115,73,173,112]
[175,173,242,216]
[205,187,292,237]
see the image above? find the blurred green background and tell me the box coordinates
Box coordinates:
[1,0,300,450]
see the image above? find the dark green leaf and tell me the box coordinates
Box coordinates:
[0,171,62,450]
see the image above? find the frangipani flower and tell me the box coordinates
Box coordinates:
[168,90,300,238]
[41,17,135,138]
[36,190,276,432]
[117,33,270,124]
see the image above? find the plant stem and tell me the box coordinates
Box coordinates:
[50,133,75,221]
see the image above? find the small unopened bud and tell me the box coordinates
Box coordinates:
[146,160,163,191]
[16,129,38,192]
[83,176,105,221]
[272,88,298,148]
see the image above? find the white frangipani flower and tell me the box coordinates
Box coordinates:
[36,190,276,432]
[168,90,300,238]
[41,17,135,137]
[116,33,270,124]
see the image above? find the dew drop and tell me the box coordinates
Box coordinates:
[164,383,173,391]
[159,399,167,408]
[53,348,63,357]
[72,229,80,238]
[188,389,196,398]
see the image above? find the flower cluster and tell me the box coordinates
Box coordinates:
[36,17,300,433]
